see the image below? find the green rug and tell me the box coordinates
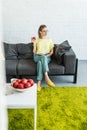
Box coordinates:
[8,87,87,130]
[8,109,34,130]
[37,87,87,130]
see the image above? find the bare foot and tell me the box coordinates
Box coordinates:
[44,72,50,82]
[44,72,55,87]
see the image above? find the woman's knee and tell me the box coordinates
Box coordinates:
[41,55,47,61]
[37,60,42,65]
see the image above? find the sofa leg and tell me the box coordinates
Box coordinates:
[73,58,78,83]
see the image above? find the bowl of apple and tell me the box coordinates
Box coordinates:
[11,78,34,92]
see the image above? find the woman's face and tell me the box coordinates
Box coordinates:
[40,27,48,37]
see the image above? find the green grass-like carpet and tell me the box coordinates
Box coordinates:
[8,109,34,130]
[8,87,87,130]
[37,87,87,130]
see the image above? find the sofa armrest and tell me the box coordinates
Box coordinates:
[63,48,76,74]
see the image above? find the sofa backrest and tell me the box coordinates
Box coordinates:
[16,43,33,59]
[3,42,57,60]
[3,42,33,60]
[3,42,18,60]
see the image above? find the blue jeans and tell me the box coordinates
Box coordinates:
[34,54,51,81]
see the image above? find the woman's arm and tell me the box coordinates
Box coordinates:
[33,43,36,53]
[31,38,36,53]
[46,48,54,57]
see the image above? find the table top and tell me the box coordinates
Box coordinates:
[5,83,37,108]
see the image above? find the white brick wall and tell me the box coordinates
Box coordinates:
[2,0,87,59]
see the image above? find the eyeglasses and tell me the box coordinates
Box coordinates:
[41,30,48,33]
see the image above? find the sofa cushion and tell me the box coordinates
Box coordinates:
[58,40,71,50]
[49,59,65,75]
[17,59,37,75]
[3,42,18,60]
[5,60,18,75]
[54,40,71,64]
[51,44,57,60]
[18,59,65,76]
[17,43,33,59]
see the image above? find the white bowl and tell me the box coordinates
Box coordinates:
[11,78,33,92]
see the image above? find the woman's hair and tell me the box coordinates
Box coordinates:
[38,24,47,38]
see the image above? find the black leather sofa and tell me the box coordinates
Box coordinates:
[3,41,78,83]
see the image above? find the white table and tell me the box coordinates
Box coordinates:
[5,83,37,130]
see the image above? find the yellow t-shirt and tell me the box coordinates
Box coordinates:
[33,38,54,54]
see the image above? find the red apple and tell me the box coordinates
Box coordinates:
[32,37,36,40]
[18,83,24,89]
[25,82,31,88]
[13,81,19,88]
[28,79,34,85]
[16,79,21,83]
[21,78,28,84]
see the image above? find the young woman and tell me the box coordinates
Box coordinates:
[32,24,55,91]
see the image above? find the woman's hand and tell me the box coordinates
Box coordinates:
[46,48,54,57]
